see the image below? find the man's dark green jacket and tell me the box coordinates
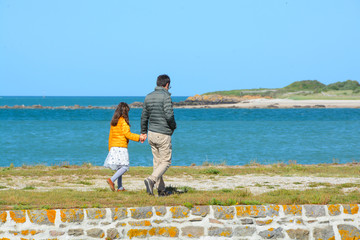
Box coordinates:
[141,87,177,136]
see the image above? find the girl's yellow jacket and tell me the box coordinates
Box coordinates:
[108,117,140,150]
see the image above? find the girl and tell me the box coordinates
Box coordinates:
[104,102,142,191]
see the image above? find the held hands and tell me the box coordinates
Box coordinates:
[139,134,147,143]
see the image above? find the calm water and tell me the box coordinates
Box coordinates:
[1,97,360,167]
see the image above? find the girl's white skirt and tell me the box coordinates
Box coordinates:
[104,147,129,170]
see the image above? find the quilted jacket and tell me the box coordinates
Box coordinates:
[141,87,176,136]
[108,117,139,150]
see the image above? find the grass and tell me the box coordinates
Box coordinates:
[0,163,359,210]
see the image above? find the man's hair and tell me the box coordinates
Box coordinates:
[157,74,171,87]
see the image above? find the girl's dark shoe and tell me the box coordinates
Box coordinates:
[107,178,115,191]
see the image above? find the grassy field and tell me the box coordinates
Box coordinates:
[0,163,360,210]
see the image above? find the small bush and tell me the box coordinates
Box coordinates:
[183,202,193,209]
[200,168,220,175]
[209,198,224,205]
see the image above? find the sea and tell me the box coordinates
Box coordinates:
[1,96,360,167]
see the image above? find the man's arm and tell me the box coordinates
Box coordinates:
[163,95,176,131]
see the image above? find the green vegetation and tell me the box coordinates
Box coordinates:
[0,164,359,210]
[203,80,360,99]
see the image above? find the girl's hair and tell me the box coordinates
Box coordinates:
[111,102,130,126]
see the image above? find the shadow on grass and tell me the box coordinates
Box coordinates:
[161,185,195,196]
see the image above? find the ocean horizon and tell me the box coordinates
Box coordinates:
[1,96,360,167]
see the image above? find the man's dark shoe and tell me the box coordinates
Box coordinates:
[158,190,169,197]
[144,178,154,195]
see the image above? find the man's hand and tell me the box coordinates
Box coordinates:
[140,134,147,143]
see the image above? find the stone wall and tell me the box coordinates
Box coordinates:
[0,205,359,239]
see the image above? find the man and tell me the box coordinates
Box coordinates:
[141,74,176,196]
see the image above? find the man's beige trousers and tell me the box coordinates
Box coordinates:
[147,131,172,191]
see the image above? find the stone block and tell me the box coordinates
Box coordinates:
[213,206,234,220]
[0,211,7,223]
[313,226,335,240]
[86,208,106,220]
[111,208,127,221]
[304,205,325,217]
[107,228,120,239]
[27,210,56,225]
[128,220,151,226]
[286,229,309,240]
[127,229,148,239]
[234,226,256,236]
[130,207,153,219]
[149,227,179,237]
[208,227,233,237]
[154,206,166,216]
[20,229,42,236]
[87,228,105,238]
[256,219,273,226]
[49,230,65,237]
[68,229,84,236]
[191,206,210,217]
[190,217,203,222]
[209,218,223,224]
[266,205,280,217]
[236,205,266,218]
[328,204,341,216]
[337,224,360,239]
[241,218,254,225]
[170,206,190,218]
[258,227,284,239]
[181,226,204,238]
[60,209,84,223]
[9,210,26,223]
[283,205,302,216]
[342,204,359,215]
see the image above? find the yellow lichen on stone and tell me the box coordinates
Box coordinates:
[269,205,280,212]
[149,227,178,237]
[236,206,263,217]
[328,204,341,215]
[168,227,179,237]
[30,230,37,235]
[93,209,105,219]
[10,211,26,223]
[47,210,56,224]
[0,212,6,223]
[21,230,29,236]
[220,231,231,237]
[129,220,151,226]
[283,205,302,215]
[60,209,84,223]
[344,204,359,215]
[127,229,148,239]
[338,230,359,240]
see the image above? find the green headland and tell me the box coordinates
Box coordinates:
[203,80,360,100]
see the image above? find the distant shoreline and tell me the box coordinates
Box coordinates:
[1,99,360,109]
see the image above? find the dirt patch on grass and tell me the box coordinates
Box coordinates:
[1,172,359,195]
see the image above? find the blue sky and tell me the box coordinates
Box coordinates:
[0,0,359,96]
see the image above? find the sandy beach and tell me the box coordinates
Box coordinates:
[2,99,360,109]
[175,99,360,109]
